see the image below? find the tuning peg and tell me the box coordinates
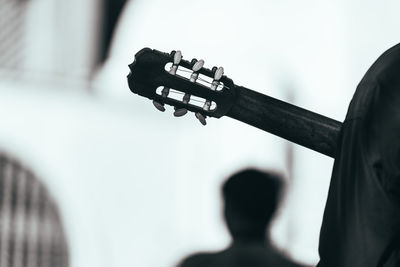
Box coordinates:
[173,108,187,117]
[153,84,171,112]
[175,59,204,117]
[192,59,204,72]
[210,66,224,91]
[173,50,182,65]
[214,66,224,80]
[168,50,182,75]
[159,49,181,111]
[200,66,224,113]
[174,91,191,117]
[153,100,166,112]
[195,112,207,125]
[190,59,204,82]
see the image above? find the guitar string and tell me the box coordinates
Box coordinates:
[160,67,222,107]
[176,69,212,84]
[160,89,217,110]
[168,90,209,104]
[175,68,227,90]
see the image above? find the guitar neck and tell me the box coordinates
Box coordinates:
[127,48,342,158]
[227,86,342,158]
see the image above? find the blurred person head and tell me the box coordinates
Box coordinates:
[222,168,282,243]
[177,169,305,267]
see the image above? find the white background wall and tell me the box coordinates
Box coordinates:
[24,0,100,82]
[1,0,400,266]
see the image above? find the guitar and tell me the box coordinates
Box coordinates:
[127,48,342,158]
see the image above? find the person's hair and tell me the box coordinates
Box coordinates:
[222,168,283,239]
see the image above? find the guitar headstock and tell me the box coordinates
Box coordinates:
[127,48,236,125]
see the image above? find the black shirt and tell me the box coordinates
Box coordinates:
[178,242,305,267]
[317,43,400,267]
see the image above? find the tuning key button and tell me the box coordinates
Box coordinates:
[214,66,224,80]
[153,100,166,112]
[192,59,204,72]
[195,112,207,125]
[177,59,203,117]
[190,59,204,82]
[210,66,224,91]
[174,108,188,117]
[173,50,182,65]
[168,50,182,75]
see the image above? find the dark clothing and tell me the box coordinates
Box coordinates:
[317,43,400,267]
[178,242,305,267]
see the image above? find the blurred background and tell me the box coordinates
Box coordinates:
[0,0,399,266]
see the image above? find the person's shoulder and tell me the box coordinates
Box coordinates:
[283,258,310,267]
[177,252,219,267]
[272,258,310,267]
[345,43,400,120]
[264,247,309,267]
[369,43,400,83]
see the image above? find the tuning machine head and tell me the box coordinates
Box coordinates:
[127,48,236,124]
[174,58,206,117]
[152,50,184,112]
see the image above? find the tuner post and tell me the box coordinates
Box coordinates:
[174,58,205,117]
[195,66,224,125]
[153,50,182,112]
